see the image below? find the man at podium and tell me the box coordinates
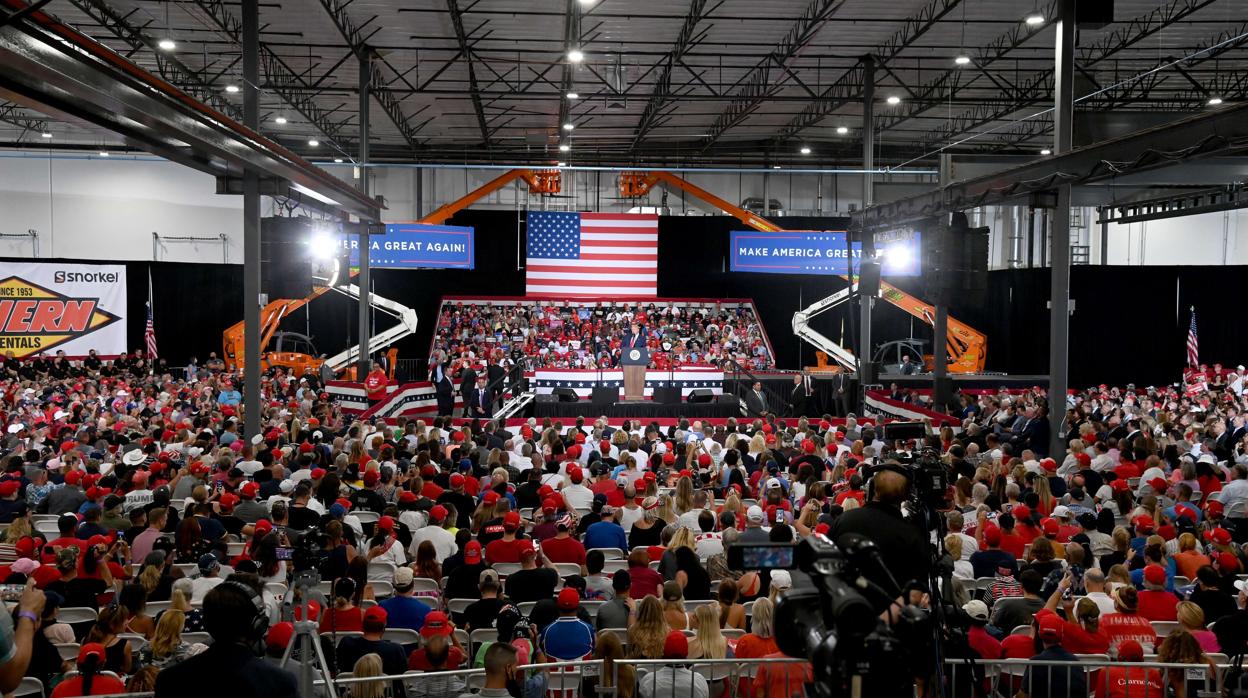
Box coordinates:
[620,322,649,401]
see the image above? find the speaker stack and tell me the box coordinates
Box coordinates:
[922,212,989,306]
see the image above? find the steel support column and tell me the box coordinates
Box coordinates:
[1100,213,1109,264]
[933,151,951,409]
[1048,0,1075,458]
[242,0,261,440]
[858,55,875,394]
[357,51,372,380]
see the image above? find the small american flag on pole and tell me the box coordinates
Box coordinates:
[145,271,158,360]
[1186,306,1199,367]
[525,212,658,296]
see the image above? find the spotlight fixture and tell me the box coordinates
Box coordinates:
[567,48,584,63]
[563,123,575,131]
[559,143,571,152]
[1208,96,1224,106]
[566,91,579,99]
[1025,13,1045,25]
[225,84,240,93]
[308,139,320,147]
[800,146,811,155]
[955,55,970,65]
[836,126,849,135]
[1040,148,1052,155]
[157,38,176,51]
[40,132,52,139]
[275,116,288,125]
[886,95,901,105]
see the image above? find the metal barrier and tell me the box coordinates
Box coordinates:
[617,656,812,698]
[320,659,603,697]
[945,657,1228,698]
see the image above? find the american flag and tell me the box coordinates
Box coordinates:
[1187,306,1199,367]
[145,271,158,360]
[525,212,658,296]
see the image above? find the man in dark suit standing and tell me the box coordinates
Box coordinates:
[744,381,770,418]
[622,322,646,354]
[429,358,455,417]
[457,360,477,417]
[789,374,812,418]
[468,374,493,418]
[486,357,506,405]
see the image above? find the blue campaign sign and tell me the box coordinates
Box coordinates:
[342,223,475,269]
[729,230,920,276]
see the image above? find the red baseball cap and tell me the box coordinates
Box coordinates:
[662,452,676,465]
[463,541,483,564]
[1040,458,1057,473]
[483,491,500,505]
[363,606,387,626]
[399,491,417,504]
[697,454,711,467]
[557,587,580,611]
[1143,564,1167,587]
[310,468,326,479]
[503,511,521,531]
[377,516,395,532]
[240,482,259,498]
[1117,640,1144,662]
[1037,613,1064,641]
[254,519,273,535]
[802,439,816,454]
[1207,500,1226,515]
[1040,517,1059,536]
[219,493,239,511]
[569,468,584,484]
[363,470,380,486]
[1218,552,1240,572]
[420,611,453,638]
[266,622,294,650]
[1110,479,1130,492]
[1148,477,1168,493]
[983,525,1002,546]
[450,473,465,488]
[662,630,689,659]
[542,498,557,515]
[1133,515,1155,533]
[429,505,448,523]
[1205,528,1232,546]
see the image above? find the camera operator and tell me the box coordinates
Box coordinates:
[829,464,931,596]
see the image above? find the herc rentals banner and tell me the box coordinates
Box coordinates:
[729,230,921,276]
[0,263,126,358]
[342,223,475,269]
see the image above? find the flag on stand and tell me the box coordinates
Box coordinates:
[525,212,658,296]
[145,271,158,360]
[1186,306,1199,368]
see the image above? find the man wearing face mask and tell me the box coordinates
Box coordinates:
[456,641,546,698]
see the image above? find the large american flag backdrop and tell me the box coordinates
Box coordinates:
[525,212,658,296]
[533,368,723,400]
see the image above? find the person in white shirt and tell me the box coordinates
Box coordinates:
[676,491,709,531]
[639,631,708,698]
[693,513,723,559]
[368,516,407,567]
[191,554,225,604]
[618,484,643,532]
[509,443,534,473]
[123,472,154,513]
[560,467,595,510]
[1081,568,1117,616]
[1219,464,1248,520]
[409,504,458,560]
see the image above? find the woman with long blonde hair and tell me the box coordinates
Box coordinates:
[747,433,766,457]
[1033,476,1055,516]
[655,495,678,525]
[688,604,731,659]
[348,653,385,698]
[593,630,634,698]
[627,596,670,659]
[673,476,695,514]
[139,609,202,669]
[3,517,31,544]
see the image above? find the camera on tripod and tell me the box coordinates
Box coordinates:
[729,536,933,698]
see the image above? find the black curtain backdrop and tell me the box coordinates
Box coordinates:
[5,212,1243,388]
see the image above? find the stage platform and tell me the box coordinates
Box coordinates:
[533,399,738,420]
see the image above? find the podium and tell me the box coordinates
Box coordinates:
[620,346,649,401]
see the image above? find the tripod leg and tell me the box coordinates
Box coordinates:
[310,630,339,698]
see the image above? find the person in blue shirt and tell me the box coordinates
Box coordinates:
[583,506,628,551]
[540,589,595,660]
[379,568,432,632]
[217,386,242,406]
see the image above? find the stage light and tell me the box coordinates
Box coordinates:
[308,139,320,147]
[559,143,571,152]
[886,95,901,105]
[225,84,240,93]
[1208,96,1224,106]
[836,126,849,135]
[800,146,811,155]
[1040,148,1052,155]
[158,39,176,51]
[274,116,288,124]
[308,232,339,260]
[563,122,575,131]
[955,55,970,65]
[1025,13,1045,25]
[566,91,579,99]
[568,48,584,63]
[882,245,912,270]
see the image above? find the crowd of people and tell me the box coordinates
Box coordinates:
[7,343,1248,696]
[428,300,775,376]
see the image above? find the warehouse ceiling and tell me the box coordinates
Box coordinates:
[0,0,1245,166]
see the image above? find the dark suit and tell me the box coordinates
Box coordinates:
[622,333,646,351]
[458,366,477,416]
[830,372,852,416]
[430,362,455,416]
[744,389,769,417]
[468,386,493,417]
[790,381,811,418]
[1019,417,1050,456]
[487,363,506,402]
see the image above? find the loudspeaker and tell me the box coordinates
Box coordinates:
[653,387,681,404]
[716,394,737,404]
[591,386,617,404]
[857,259,881,297]
[552,388,580,402]
[687,389,716,403]
[263,260,313,298]
[535,394,558,404]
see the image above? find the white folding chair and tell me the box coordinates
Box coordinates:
[226,541,246,557]
[721,628,745,640]
[743,600,755,617]
[174,563,199,578]
[58,607,98,625]
[588,547,625,560]
[553,563,582,578]
[602,560,629,574]
[516,601,537,616]
[182,632,213,645]
[581,600,604,617]
[1151,621,1181,638]
[13,677,43,698]
[367,560,397,582]
[410,578,441,594]
[54,643,80,662]
[493,563,522,577]
[447,598,474,615]
[354,511,380,526]
[372,580,394,599]
[145,600,172,615]
[118,633,148,652]
[453,628,471,649]
[466,674,487,690]
[469,628,497,654]
[382,628,422,646]
[265,582,289,600]
[546,669,582,693]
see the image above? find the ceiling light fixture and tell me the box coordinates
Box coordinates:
[567,48,584,63]
[562,123,575,131]
[308,139,319,147]
[225,84,239,93]
[1025,13,1045,25]
[40,132,52,139]
[157,39,176,51]
[566,91,579,99]
[559,143,571,152]
[99,151,110,157]
[955,55,970,65]
[836,126,849,135]
[800,146,811,155]
[274,116,288,124]
[1040,148,1052,155]
[772,165,782,170]
[886,95,901,105]
[1208,96,1224,106]
[557,161,567,167]
[333,158,344,163]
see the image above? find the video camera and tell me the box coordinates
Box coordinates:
[730,536,933,698]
